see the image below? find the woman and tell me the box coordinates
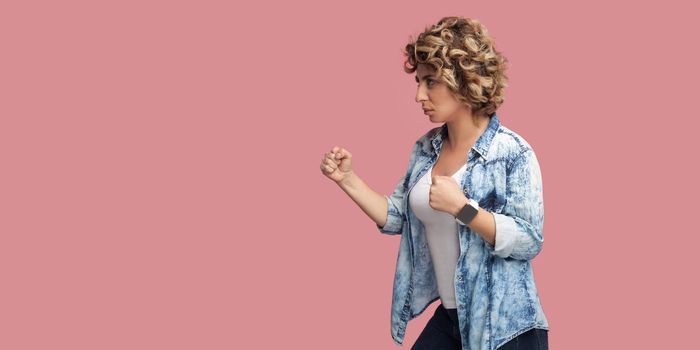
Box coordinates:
[320,17,549,350]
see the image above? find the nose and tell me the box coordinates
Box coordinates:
[415,83,428,104]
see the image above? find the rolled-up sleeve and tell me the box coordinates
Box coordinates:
[486,149,545,260]
[376,141,420,235]
[376,191,405,234]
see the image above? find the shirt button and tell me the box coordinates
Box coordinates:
[457,276,463,281]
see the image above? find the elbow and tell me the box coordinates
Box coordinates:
[376,222,402,235]
[510,237,543,260]
[376,196,403,235]
[376,213,403,235]
[490,213,544,261]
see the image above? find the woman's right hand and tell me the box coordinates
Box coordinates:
[320,146,353,183]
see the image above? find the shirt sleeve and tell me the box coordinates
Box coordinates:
[376,141,421,235]
[485,148,545,260]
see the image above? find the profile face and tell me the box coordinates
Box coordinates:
[414,63,468,123]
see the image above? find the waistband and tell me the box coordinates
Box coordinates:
[440,303,459,325]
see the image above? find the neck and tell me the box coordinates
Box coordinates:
[443,112,491,152]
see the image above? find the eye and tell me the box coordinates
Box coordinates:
[416,78,437,87]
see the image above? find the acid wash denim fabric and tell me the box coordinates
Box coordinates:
[376,113,549,350]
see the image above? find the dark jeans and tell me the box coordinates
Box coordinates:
[411,303,549,350]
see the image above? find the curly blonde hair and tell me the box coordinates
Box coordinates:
[403,16,509,117]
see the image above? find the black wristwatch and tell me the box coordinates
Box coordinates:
[455,198,480,226]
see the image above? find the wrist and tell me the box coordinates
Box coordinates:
[337,170,357,188]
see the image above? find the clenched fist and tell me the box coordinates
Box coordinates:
[429,175,468,216]
[320,146,354,183]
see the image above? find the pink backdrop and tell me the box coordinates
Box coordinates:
[1,0,698,349]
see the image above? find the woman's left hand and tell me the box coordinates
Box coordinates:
[429,175,468,216]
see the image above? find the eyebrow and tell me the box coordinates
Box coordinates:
[415,74,434,82]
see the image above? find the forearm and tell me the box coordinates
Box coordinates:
[450,197,496,246]
[336,170,390,228]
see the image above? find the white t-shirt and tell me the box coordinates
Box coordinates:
[408,162,467,309]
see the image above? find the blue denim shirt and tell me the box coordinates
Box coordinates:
[376,113,549,350]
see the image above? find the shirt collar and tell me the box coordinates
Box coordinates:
[430,112,501,161]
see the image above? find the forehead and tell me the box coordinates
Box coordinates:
[415,64,437,79]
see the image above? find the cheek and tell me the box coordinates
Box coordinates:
[439,95,462,113]
[433,89,454,107]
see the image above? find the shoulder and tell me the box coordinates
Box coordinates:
[490,123,537,165]
[414,126,443,151]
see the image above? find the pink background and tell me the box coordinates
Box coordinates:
[1,0,698,349]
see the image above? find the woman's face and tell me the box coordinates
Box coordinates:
[415,63,468,123]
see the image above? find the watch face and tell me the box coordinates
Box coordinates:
[457,204,478,225]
